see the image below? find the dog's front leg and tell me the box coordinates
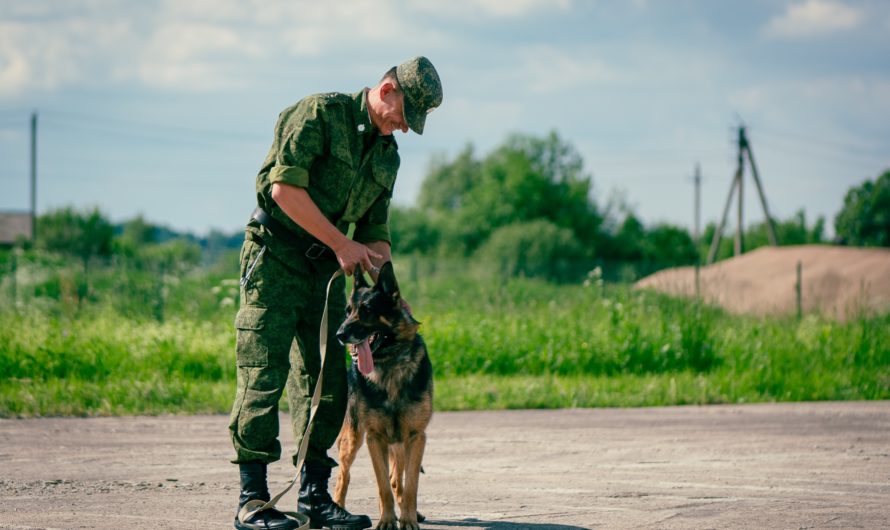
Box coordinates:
[388,443,405,508]
[334,421,363,508]
[399,432,427,530]
[367,433,397,530]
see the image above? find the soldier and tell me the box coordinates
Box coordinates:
[229,57,443,530]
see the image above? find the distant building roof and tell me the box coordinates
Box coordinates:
[0,211,32,245]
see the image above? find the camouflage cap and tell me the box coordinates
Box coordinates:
[395,56,442,135]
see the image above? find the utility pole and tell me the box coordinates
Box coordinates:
[706,125,778,264]
[694,162,701,300]
[30,111,37,243]
[694,162,701,245]
[734,131,744,256]
[744,129,778,246]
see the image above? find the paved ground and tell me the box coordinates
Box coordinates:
[1,402,888,529]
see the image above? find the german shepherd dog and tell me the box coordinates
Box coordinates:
[334,262,432,530]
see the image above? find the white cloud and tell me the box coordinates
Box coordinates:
[519,46,619,94]
[274,2,451,57]
[135,22,263,90]
[407,0,571,19]
[0,0,574,97]
[765,0,862,38]
[0,0,458,95]
[0,12,135,95]
[0,40,29,95]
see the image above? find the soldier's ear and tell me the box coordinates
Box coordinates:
[375,262,400,301]
[380,81,397,99]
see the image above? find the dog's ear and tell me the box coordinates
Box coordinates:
[375,261,400,301]
[354,269,370,289]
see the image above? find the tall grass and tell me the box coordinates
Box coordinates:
[0,251,887,416]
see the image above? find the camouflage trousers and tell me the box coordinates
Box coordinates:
[228,237,347,469]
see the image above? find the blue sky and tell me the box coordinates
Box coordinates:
[1,0,888,237]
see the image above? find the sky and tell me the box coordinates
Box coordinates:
[1,0,888,238]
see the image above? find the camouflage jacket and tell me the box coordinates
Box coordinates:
[248,89,399,264]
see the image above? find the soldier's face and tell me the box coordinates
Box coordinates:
[375,83,409,136]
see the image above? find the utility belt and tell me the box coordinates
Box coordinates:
[250,206,336,262]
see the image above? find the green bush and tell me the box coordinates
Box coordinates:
[474,220,587,282]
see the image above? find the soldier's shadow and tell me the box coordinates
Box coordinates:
[424,519,590,530]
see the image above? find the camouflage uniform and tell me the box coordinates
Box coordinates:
[229,89,400,469]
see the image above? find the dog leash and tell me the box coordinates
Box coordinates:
[237,269,344,530]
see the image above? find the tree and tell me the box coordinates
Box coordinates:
[835,170,890,247]
[37,206,114,267]
[36,206,115,303]
[416,131,601,256]
[418,145,480,212]
[389,206,440,254]
[474,220,586,282]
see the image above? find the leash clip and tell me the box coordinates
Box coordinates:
[240,245,267,287]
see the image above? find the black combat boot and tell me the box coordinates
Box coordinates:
[234,461,301,530]
[298,462,372,530]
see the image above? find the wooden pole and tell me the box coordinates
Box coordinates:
[707,166,739,264]
[694,163,701,299]
[734,127,745,257]
[743,132,779,246]
[694,163,701,245]
[9,248,17,308]
[795,260,802,319]
[30,111,37,243]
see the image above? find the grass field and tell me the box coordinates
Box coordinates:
[1,254,887,417]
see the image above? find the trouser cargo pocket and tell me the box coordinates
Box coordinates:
[235,306,271,367]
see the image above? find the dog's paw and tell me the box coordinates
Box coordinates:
[376,516,399,530]
[399,517,420,530]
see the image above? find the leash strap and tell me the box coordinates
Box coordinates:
[238,269,344,529]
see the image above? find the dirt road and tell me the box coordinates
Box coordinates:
[1,402,888,529]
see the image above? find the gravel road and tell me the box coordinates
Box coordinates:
[1,402,888,529]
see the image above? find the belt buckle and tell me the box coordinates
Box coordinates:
[305,243,328,260]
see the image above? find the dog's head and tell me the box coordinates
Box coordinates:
[337,263,419,377]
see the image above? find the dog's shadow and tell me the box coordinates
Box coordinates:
[424,519,590,530]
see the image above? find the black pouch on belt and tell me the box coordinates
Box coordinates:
[250,207,339,273]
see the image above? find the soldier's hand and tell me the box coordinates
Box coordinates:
[333,239,382,276]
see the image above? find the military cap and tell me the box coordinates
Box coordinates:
[396,56,443,135]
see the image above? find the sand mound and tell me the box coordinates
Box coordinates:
[635,245,890,320]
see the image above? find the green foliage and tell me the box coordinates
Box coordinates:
[121,214,159,246]
[473,220,586,282]
[598,212,698,267]
[702,208,826,262]
[2,255,887,416]
[36,206,114,264]
[418,144,480,212]
[835,170,890,247]
[415,132,601,257]
[389,205,440,255]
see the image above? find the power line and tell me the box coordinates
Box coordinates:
[43,108,267,143]
[753,134,889,168]
[754,125,888,157]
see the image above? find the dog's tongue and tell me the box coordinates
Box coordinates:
[356,338,374,376]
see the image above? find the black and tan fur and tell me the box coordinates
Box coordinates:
[334,262,432,530]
